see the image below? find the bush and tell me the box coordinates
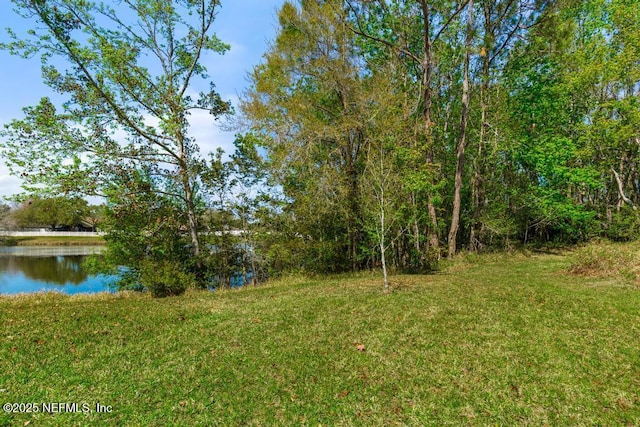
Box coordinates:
[139,260,197,297]
[605,207,640,242]
[0,236,18,246]
[568,240,640,283]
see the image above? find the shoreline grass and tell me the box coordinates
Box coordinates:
[1,252,639,425]
[1,236,106,247]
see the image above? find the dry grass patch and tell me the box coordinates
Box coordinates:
[568,240,640,284]
[13,236,106,246]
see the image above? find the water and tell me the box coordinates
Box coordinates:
[0,246,115,295]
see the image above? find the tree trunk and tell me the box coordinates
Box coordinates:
[184,178,201,258]
[178,146,202,273]
[419,0,440,257]
[380,189,389,292]
[448,0,474,258]
[470,17,490,251]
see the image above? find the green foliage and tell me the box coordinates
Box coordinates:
[260,237,307,276]
[500,0,640,245]
[90,169,201,293]
[0,236,18,247]
[139,260,197,298]
[605,207,640,242]
[11,196,89,230]
[0,0,232,293]
[199,137,271,287]
[2,0,639,284]
[242,0,375,273]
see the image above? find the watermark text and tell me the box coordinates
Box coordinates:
[2,402,113,414]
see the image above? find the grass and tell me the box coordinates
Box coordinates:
[1,251,640,425]
[6,236,106,246]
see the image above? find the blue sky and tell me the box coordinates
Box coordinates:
[0,0,285,200]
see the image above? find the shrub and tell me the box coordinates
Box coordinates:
[0,236,18,246]
[605,207,640,242]
[139,260,197,297]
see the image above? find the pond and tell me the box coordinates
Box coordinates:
[0,246,115,295]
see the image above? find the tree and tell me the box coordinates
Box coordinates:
[242,0,371,273]
[500,0,639,243]
[347,0,479,256]
[12,196,89,230]
[97,170,199,296]
[196,136,269,287]
[362,133,403,291]
[200,147,242,288]
[447,0,475,257]
[1,0,231,281]
[229,133,269,286]
[0,203,16,231]
[84,204,105,232]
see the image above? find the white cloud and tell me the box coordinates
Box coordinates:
[187,104,237,160]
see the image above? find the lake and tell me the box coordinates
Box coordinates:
[0,246,115,295]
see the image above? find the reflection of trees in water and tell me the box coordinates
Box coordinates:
[0,256,88,285]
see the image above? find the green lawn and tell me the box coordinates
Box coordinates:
[1,252,639,426]
[11,236,106,246]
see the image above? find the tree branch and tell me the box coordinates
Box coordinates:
[432,0,471,44]
[344,0,422,64]
[612,168,637,209]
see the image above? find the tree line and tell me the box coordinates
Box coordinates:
[1,0,638,294]
[240,0,640,279]
[0,198,102,231]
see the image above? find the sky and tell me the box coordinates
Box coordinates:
[0,0,285,200]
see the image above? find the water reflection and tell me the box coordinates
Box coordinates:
[0,246,113,295]
[0,256,88,285]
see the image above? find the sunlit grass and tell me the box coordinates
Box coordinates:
[5,236,106,246]
[1,251,639,425]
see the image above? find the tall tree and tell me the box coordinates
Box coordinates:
[447,0,475,257]
[242,0,371,272]
[1,0,230,269]
[347,0,476,256]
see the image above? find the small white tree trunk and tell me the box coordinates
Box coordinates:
[380,187,389,291]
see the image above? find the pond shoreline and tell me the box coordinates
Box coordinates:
[0,245,113,295]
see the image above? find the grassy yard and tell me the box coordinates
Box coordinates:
[8,236,106,246]
[1,251,639,425]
